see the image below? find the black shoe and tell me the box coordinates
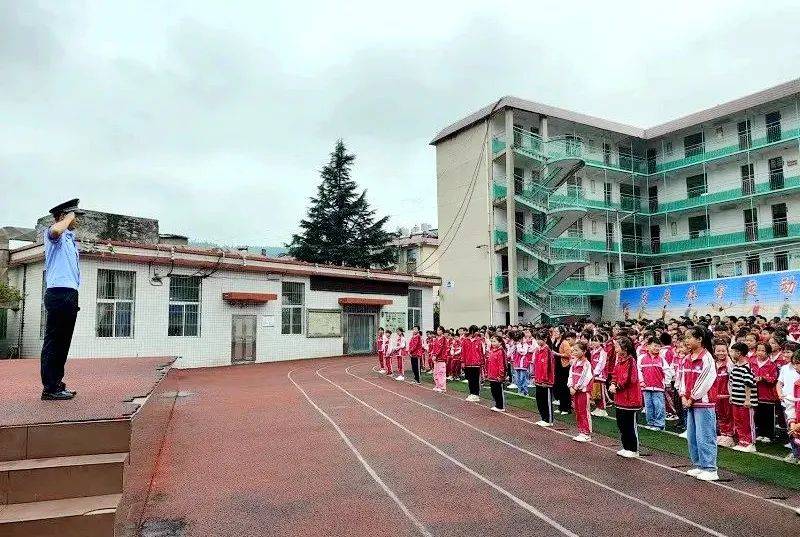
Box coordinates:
[41,390,76,401]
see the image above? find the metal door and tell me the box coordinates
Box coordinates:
[231,315,257,364]
[346,313,375,355]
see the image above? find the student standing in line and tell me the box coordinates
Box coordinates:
[713,341,735,447]
[486,335,507,412]
[533,330,556,427]
[567,341,593,442]
[639,335,673,431]
[729,342,758,452]
[609,336,644,457]
[681,326,720,481]
[750,342,779,443]
[462,325,483,402]
[393,328,407,381]
[383,329,394,376]
[511,330,532,396]
[432,326,448,392]
[589,334,609,417]
[553,330,574,415]
[377,327,386,373]
[777,352,800,461]
[408,326,423,384]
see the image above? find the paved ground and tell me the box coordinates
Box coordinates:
[127,356,800,537]
[0,356,174,426]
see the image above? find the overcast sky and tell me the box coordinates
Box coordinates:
[2,1,800,246]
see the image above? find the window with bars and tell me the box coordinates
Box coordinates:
[281,281,304,334]
[96,270,135,338]
[686,173,707,198]
[168,276,201,336]
[407,289,422,329]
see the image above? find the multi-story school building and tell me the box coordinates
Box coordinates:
[432,78,800,326]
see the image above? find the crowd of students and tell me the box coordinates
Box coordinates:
[376,315,800,482]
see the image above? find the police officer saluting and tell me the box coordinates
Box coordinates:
[41,199,85,400]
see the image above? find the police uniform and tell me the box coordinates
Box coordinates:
[40,199,85,399]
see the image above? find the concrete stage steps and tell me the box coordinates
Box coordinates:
[0,420,131,537]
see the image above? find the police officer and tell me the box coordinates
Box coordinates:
[41,199,85,400]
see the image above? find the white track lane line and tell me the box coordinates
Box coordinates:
[346,365,730,537]
[364,363,800,515]
[287,369,434,537]
[314,367,580,537]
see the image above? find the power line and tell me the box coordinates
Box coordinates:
[415,99,502,273]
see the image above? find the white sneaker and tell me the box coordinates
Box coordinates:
[461,379,468,383]
[378,369,386,374]
[540,421,552,427]
[733,444,756,453]
[621,451,640,459]
[446,376,453,381]
[759,437,771,444]
[536,420,549,427]
[616,449,629,457]
[466,394,480,402]
[717,435,735,448]
[678,431,688,439]
[507,383,517,389]
[432,387,442,392]
[696,470,719,481]
[573,434,591,443]
[686,468,703,477]
[395,375,404,381]
[490,406,505,412]
[591,409,609,417]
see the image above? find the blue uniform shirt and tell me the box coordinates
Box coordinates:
[44,228,81,290]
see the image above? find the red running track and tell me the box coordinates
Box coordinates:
[129,356,800,537]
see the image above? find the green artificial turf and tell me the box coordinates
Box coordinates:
[416,372,800,491]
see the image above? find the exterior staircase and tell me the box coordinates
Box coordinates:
[0,419,130,536]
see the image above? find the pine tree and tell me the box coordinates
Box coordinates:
[288,140,396,268]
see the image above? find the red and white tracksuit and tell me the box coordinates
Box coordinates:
[449,337,463,378]
[377,332,386,370]
[432,335,448,390]
[638,351,673,391]
[680,349,718,408]
[382,335,393,374]
[714,360,734,438]
[590,347,608,410]
[568,358,593,435]
[385,333,406,375]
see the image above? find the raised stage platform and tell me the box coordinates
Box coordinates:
[0,356,175,537]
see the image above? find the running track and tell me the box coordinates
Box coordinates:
[132,356,800,536]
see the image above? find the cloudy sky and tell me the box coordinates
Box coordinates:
[2,1,800,247]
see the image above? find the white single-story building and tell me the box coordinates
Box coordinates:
[1,240,438,368]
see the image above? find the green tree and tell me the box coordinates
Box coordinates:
[288,140,396,268]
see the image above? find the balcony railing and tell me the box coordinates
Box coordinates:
[554,278,609,295]
[653,120,800,174]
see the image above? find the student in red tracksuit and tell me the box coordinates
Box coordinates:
[431,327,448,392]
[681,326,719,482]
[639,336,673,431]
[589,335,609,417]
[408,326,423,384]
[610,336,644,457]
[449,330,464,380]
[567,341,593,442]
[377,327,386,372]
[512,330,534,396]
[383,329,394,375]
[393,328,407,381]
[462,326,484,402]
[713,341,734,447]
[750,342,779,442]
[533,330,556,427]
[486,335,507,412]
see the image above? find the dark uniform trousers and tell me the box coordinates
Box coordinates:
[41,287,79,393]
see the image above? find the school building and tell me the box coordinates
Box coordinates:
[0,211,437,368]
[432,78,800,326]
